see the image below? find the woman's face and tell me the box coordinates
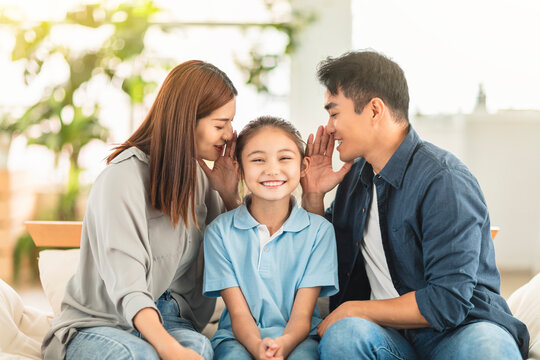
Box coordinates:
[195,98,236,161]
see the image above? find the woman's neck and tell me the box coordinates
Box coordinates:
[247,196,292,236]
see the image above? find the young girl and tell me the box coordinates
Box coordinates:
[203,116,339,360]
[42,60,240,360]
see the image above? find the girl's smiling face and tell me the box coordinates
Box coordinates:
[239,127,308,203]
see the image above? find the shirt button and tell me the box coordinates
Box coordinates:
[362,208,365,213]
[264,247,270,252]
[355,241,359,247]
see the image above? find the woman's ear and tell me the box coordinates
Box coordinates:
[300,156,311,177]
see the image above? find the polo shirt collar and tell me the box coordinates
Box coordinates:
[359,126,421,189]
[233,196,310,233]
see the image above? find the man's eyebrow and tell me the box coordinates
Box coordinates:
[324,102,337,111]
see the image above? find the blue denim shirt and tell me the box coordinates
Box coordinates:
[325,126,529,358]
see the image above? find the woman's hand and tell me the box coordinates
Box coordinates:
[133,308,204,360]
[158,339,204,360]
[198,132,241,210]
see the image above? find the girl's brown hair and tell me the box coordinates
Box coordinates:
[234,115,305,173]
[107,60,237,227]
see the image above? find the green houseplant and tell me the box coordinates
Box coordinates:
[4,0,316,282]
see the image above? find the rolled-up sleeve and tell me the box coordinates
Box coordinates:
[87,161,158,328]
[203,222,239,297]
[299,220,339,297]
[415,168,488,331]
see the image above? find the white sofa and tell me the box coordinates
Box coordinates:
[1,248,538,359]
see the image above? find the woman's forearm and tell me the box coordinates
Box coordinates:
[132,307,184,358]
[220,191,241,211]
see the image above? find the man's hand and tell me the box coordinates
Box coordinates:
[317,301,362,337]
[317,293,430,337]
[301,126,352,195]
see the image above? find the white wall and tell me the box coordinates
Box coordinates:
[290,0,352,208]
[415,112,540,273]
[290,0,352,140]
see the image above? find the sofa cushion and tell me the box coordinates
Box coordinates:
[507,272,540,359]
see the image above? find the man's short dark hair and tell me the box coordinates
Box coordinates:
[317,50,410,123]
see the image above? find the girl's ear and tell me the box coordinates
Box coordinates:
[300,156,311,177]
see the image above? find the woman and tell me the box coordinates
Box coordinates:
[42,60,240,360]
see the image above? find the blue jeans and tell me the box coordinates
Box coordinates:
[66,291,213,360]
[319,317,522,360]
[214,336,319,360]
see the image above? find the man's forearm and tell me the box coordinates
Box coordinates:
[344,291,430,328]
[301,192,325,216]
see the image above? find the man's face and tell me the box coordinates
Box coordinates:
[324,89,374,162]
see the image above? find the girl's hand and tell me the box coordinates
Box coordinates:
[198,132,241,209]
[269,337,287,360]
[257,338,281,360]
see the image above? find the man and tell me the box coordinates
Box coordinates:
[301,50,529,359]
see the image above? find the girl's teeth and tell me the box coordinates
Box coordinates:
[262,181,284,186]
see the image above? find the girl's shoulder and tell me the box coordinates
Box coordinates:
[298,206,333,231]
[206,206,238,231]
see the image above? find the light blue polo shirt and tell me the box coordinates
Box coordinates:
[203,197,339,348]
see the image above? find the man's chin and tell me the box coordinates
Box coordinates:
[338,152,354,163]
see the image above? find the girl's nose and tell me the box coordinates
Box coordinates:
[265,163,280,176]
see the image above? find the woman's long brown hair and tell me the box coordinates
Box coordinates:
[107,60,237,228]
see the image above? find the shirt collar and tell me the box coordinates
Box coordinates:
[359,126,421,189]
[233,196,310,233]
[109,146,149,165]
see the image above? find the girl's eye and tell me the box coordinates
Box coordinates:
[280,157,292,161]
[215,126,224,130]
[251,159,263,162]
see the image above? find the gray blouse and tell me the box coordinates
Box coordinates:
[42,147,225,359]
